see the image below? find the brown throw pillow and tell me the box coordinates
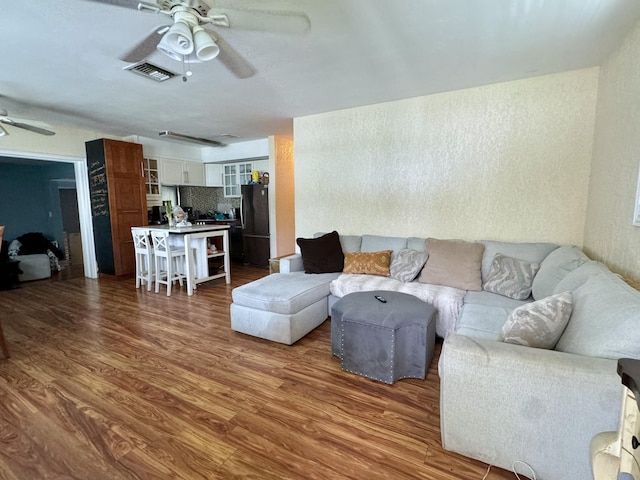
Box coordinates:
[296,231,344,274]
[343,250,392,276]
[418,238,485,290]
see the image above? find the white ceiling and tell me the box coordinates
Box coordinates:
[2,0,640,146]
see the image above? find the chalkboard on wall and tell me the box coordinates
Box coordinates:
[86,139,115,275]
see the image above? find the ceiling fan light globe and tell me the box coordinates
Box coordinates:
[157,33,183,61]
[165,21,193,55]
[193,26,219,61]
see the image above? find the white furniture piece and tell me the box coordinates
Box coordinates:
[14,254,51,281]
[131,227,154,291]
[150,229,188,296]
[591,358,640,480]
[145,224,230,296]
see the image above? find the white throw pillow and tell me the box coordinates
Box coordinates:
[498,291,573,349]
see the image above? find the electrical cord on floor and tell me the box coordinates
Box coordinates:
[482,461,537,480]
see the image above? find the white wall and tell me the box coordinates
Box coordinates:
[294,68,599,246]
[584,19,640,283]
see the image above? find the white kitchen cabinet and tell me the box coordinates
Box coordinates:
[159,159,206,186]
[183,161,205,186]
[223,162,252,197]
[206,163,224,187]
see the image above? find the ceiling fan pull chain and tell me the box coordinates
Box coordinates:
[181,55,193,82]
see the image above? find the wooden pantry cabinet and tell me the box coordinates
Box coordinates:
[86,138,147,276]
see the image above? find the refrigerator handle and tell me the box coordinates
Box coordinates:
[240,193,245,229]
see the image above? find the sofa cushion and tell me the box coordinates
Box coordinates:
[498,292,573,349]
[552,261,611,294]
[483,254,539,300]
[232,271,340,315]
[407,237,427,252]
[456,291,530,340]
[297,231,344,274]
[360,235,407,259]
[390,249,428,282]
[339,235,363,253]
[531,246,590,300]
[479,240,558,283]
[419,238,484,291]
[555,274,640,359]
[343,250,392,276]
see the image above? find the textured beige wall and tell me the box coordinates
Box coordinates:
[584,21,640,283]
[269,136,296,257]
[294,69,599,245]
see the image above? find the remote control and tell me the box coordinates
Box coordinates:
[375,295,387,303]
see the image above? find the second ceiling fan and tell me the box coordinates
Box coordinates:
[89,0,311,79]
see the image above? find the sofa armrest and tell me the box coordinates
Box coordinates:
[279,254,304,273]
[439,334,623,480]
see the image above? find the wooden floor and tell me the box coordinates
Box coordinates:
[0,265,513,480]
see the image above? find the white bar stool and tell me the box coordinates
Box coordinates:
[151,230,187,296]
[131,227,154,291]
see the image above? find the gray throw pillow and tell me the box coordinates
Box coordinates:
[498,291,573,349]
[483,254,539,300]
[390,249,428,282]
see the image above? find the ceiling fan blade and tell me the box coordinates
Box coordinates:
[214,34,255,79]
[208,8,311,35]
[0,118,55,136]
[81,0,141,9]
[119,25,170,63]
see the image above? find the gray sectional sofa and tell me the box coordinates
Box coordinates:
[230,233,640,480]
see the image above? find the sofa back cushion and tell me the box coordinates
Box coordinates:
[479,241,558,284]
[531,246,590,300]
[555,274,640,359]
[360,235,407,259]
[552,260,611,294]
[407,237,427,252]
[314,232,363,254]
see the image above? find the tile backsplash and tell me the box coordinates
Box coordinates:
[178,186,240,215]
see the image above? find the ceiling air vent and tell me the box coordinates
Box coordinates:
[124,62,176,82]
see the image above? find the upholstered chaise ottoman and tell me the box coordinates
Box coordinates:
[230,271,341,345]
[331,290,436,384]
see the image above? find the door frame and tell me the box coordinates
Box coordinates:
[0,149,98,278]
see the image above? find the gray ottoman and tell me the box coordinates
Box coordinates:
[331,291,436,384]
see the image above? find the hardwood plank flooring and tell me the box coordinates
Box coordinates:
[0,265,514,479]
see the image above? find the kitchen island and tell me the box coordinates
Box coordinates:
[145,224,230,296]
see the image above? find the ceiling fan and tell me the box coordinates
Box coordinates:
[87,0,311,79]
[0,109,55,137]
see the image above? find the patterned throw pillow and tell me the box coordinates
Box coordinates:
[498,291,573,349]
[343,250,392,276]
[483,254,540,300]
[390,249,428,282]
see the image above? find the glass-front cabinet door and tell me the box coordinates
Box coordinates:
[223,162,253,197]
[224,164,238,197]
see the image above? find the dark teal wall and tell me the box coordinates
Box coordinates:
[0,159,75,248]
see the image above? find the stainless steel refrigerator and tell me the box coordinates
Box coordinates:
[241,184,270,267]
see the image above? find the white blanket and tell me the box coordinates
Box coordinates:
[330,274,466,338]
